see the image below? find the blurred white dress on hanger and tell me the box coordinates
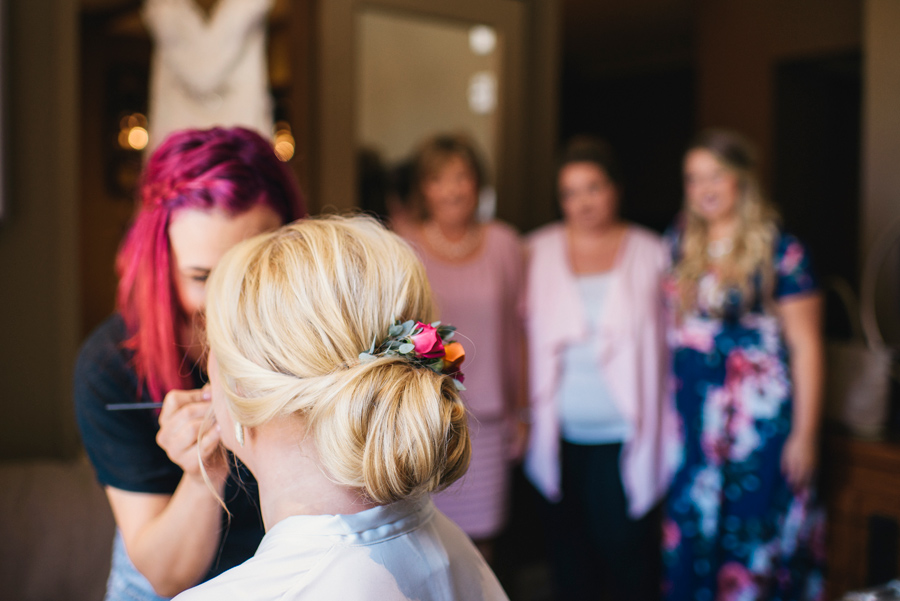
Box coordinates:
[143,0,274,150]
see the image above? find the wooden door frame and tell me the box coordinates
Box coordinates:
[306,0,559,231]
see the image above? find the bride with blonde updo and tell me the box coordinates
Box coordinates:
[174,215,509,601]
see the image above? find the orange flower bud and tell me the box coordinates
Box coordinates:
[442,341,465,373]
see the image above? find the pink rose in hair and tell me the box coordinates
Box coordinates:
[410,322,445,358]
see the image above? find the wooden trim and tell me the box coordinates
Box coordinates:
[316,0,356,213]
[287,0,318,212]
[521,0,559,231]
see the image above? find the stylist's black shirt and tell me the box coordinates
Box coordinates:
[74,314,263,580]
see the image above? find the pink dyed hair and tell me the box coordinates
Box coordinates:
[116,126,306,402]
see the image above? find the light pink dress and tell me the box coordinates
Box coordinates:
[405,221,525,540]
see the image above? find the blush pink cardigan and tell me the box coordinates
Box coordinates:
[523,223,680,518]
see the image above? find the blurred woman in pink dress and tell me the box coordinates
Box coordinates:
[401,133,528,563]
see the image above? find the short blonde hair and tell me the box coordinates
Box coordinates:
[205,215,470,503]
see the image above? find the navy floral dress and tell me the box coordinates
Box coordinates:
[662,228,826,601]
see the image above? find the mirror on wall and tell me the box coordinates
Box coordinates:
[316,0,545,226]
[355,7,501,221]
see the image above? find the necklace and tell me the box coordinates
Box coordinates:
[421,221,484,261]
[707,237,734,259]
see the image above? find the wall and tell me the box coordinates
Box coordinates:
[695,0,861,183]
[0,0,81,459]
[357,9,500,173]
[557,1,695,234]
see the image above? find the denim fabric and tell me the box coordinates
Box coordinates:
[104,530,171,601]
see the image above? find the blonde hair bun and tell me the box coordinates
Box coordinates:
[205,215,470,504]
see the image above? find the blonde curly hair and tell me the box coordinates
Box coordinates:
[675,129,780,316]
[204,215,470,504]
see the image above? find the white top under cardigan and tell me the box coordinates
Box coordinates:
[557,272,632,444]
[173,497,509,601]
[523,223,681,518]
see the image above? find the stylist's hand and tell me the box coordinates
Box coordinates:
[157,386,227,487]
[781,430,817,492]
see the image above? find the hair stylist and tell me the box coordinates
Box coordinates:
[74,127,305,600]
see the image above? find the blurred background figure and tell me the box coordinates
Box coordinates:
[385,159,419,239]
[356,146,390,223]
[662,129,826,601]
[74,127,305,600]
[524,136,678,601]
[143,0,275,151]
[403,132,528,565]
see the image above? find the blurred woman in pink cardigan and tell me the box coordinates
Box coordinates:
[524,137,680,601]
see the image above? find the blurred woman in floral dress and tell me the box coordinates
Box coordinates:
[662,129,826,601]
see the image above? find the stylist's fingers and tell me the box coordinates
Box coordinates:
[159,387,210,423]
[158,412,217,476]
[158,404,209,445]
[158,387,213,444]
[197,422,222,460]
[170,403,215,428]
[196,422,229,486]
[157,418,199,459]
